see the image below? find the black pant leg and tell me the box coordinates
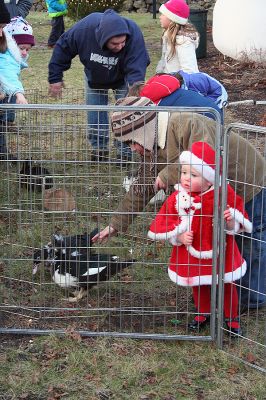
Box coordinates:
[48,16,65,46]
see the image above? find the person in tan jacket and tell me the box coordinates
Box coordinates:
[92,96,266,311]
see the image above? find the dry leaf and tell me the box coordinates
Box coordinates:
[176,388,189,395]
[246,352,256,363]
[227,366,239,375]
[65,326,82,342]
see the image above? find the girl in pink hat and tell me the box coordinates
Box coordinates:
[156,0,199,74]
[0,17,35,160]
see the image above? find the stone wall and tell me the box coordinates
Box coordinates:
[32,0,216,13]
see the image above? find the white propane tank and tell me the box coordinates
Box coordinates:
[212,0,266,63]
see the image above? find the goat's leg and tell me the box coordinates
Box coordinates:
[63,287,90,305]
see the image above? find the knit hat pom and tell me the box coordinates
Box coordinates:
[0,0,11,24]
[159,0,190,25]
[111,96,157,152]
[5,17,35,46]
[179,142,221,184]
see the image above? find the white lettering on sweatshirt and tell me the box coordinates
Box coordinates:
[90,53,119,67]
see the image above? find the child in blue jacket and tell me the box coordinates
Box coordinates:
[0,17,35,160]
[129,74,223,123]
[46,0,68,48]
[173,70,228,109]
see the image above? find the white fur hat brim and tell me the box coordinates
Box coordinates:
[179,150,215,184]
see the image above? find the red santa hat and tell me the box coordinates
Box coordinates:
[179,142,221,184]
[140,74,181,104]
[159,0,190,25]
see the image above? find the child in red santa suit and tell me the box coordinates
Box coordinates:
[148,142,252,335]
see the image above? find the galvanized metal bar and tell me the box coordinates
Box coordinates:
[0,328,213,341]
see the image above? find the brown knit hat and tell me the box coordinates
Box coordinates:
[111,97,157,152]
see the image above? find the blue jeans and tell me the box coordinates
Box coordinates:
[0,96,16,153]
[86,80,132,158]
[236,188,266,308]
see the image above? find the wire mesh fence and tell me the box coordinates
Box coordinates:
[0,103,222,341]
[217,123,266,372]
[24,87,128,106]
[0,101,265,371]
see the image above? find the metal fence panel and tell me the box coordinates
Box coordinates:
[0,103,221,341]
[218,123,266,372]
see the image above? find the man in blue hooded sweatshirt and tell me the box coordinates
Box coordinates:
[48,9,150,163]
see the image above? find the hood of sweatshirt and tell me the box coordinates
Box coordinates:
[95,9,130,50]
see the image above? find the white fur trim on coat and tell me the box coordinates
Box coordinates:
[187,245,213,259]
[229,207,253,233]
[168,259,247,287]
[147,221,188,241]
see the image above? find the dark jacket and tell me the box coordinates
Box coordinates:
[159,88,223,123]
[48,9,150,89]
[4,0,32,18]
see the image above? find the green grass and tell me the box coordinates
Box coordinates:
[0,335,265,399]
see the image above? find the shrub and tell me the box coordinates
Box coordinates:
[68,0,125,21]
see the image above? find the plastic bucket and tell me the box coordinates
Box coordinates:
[189,9,208,59]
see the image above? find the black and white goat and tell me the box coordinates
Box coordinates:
[20,160,53,192]
[33,229,135,302]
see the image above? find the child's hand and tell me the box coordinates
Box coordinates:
[224,206,235,230]
[154,176,167,191]
[49,82,64,98]
[16,93,28,104]
[178,231,193,246]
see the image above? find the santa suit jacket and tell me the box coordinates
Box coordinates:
[148,184,252,286]
[110,113,265,233]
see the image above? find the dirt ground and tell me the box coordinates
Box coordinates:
[198,24,266,127]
